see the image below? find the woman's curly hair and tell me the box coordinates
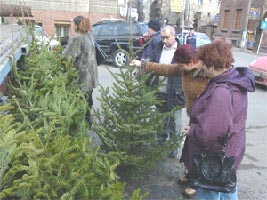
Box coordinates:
[198,39,235,69]
[79,18,91,33]
[174,44,198,64]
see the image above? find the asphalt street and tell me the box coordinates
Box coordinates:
[92,48,267,199]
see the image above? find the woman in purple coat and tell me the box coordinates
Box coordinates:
[180,40,255,199]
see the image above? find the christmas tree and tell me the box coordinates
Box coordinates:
[93,64,183,176]
[0,30,146,199]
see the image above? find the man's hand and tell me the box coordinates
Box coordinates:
[130,60,141,67]
[183,125,190,135]
[142,32,150,42]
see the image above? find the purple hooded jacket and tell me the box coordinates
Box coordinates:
[180,67,255,171]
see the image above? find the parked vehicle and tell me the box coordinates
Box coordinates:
[249,56,267,87]
[33,25,60,51]
[177,31,211,47]
[194,32,211,47]
[91,20,147,67]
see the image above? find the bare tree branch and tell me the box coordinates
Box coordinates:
[0,4,33,17]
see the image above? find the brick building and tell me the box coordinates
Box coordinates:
[215,0,267,49]
[1,0,128,37]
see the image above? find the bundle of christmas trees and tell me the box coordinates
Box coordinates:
[0,37,133,199]
[0,24,185,198]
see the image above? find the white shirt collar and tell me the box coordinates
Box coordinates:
[163,41,178,50]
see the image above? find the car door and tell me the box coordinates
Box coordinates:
[117,22,144,58]
[92,23,117,57]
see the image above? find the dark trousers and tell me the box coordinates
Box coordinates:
[156,92,182,141]
[85,89,93,125]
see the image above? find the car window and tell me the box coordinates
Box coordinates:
[139,22,148,34]
[92,25,101,37]
[95,23,116,37]
[119,23,139,36]
[195,33,209,39]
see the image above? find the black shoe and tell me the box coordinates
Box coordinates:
[86,115,92,127]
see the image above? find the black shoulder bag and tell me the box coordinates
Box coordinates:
[189,84,237,193]
[189,149,237,193]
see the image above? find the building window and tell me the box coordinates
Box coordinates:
[198,0,203,5]
[36,21,43,27]
[223,10,230,29]
[55,22,70,37]
[217,0,221,7]
[234,9,242,29]
[214,13,220,22]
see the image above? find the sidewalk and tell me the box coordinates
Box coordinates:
[232,47,261,68]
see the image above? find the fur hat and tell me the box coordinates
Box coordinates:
[148,19,161,32]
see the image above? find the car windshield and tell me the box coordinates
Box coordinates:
[139,22,148,34]
[195,33,209,39]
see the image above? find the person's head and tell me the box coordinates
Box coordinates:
[198,39,235,77]
[73,16,91,33]
[174,44,198,65]
[74,16,84,31]
[161,25,176,48]
[148,19,161,35]
[79,18,91,33]
[189,28,195,35]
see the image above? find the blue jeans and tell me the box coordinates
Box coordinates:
[197,186,238,200]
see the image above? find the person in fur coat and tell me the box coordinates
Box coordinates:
[64,16,98,125]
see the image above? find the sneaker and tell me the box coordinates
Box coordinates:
[183,187,197,198]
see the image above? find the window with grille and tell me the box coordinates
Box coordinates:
[234,9,242,29]
[207,13,211,21]
[55,23,70,37]
[223,10,230,29]
[214,13,220,22]
[217,0,221,7]
[198,0,203,5]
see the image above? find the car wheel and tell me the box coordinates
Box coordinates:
[112,49,129,67]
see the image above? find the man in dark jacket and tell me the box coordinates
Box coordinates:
[132,25,184,157]
[144,25,184,157]
[141,19,162,60]
[185,28,197,49]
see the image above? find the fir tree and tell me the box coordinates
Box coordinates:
[93,65,183,177]
[0,27,146,199]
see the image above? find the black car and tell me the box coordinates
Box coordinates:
[92,20,147,67]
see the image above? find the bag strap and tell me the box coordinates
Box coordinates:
[220,83,234,148]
